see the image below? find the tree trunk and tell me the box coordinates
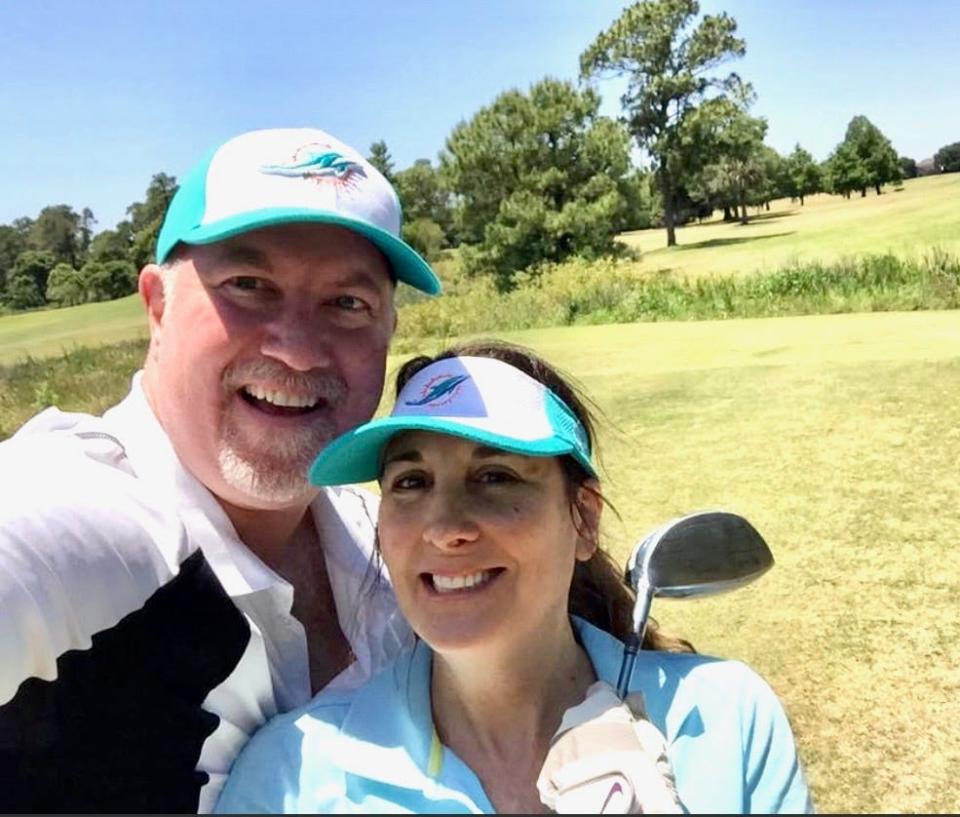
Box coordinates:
[860,188,867,197]
[875,183,882,195]
[723,205,735,222]
[661,172,677,247]
[799,194,805,206]
[765,201,770,211]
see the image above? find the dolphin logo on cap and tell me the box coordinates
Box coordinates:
[260,150,367,181]
[405,374,471,407]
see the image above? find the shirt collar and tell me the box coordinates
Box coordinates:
[100,372,300,597]
[328,617,702,791]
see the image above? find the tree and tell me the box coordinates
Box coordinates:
[442,77,635,287]
[934,142,960,173]
[45,263,87,306]
[394,159,452,239]
[0,224,27,296]
[367,140,396,184]
[898,156,918,179]
[88,222,134,263]
[682,101,768,223]
[402,218,446,261]
[127,173,178,269]
[580,0,748,247]
[841,115,900,196]
[74,259,138,302]
[79,208,97,259]
[28,205,83,266]
[4,250,55,309]
[825,142,867,199]
[785,144,822,205]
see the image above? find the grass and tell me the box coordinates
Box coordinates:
[391,312,960,814]
[3,174,957,367]
[3,310,959,812]
[619,173,960,278]
[0,294,147,365]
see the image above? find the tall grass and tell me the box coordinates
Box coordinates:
[2,250,958,437]
[392,249,960,351]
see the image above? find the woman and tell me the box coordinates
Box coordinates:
[216,340,813,814]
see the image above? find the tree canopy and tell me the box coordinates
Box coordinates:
[441,77,637,287]
[580,0,748,246]
[934,141,960,173]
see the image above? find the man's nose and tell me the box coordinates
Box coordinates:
[260,302,334,372]
[422,488,481,551]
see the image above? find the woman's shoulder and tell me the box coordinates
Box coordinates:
[215,645,427,813]
[574,618,787,723]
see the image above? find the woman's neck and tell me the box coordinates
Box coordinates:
[430,616,596,813]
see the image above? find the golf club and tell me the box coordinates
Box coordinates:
[615,510,775,699]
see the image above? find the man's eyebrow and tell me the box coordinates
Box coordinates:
[210,244,272,271]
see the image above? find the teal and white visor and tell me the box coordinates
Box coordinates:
[308,356,596,486]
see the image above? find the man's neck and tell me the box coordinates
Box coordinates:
[217,497,313,569]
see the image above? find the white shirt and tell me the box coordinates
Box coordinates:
[0,372,412,812]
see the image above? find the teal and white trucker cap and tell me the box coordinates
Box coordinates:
[308,355,596,486]
[155,127,441,295]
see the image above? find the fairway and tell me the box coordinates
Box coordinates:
[2,299,959,812]
[620,173,960,279]
[386,311,960,813]
[0,294,146,366]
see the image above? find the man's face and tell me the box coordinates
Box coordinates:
[141,223,396,510]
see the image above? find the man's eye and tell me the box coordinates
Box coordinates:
[226,276,267,292]
[330,295,370,311]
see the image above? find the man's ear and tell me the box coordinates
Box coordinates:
[139,264,166,336]
[573,480,603,562]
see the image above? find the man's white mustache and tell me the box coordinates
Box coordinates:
[222,360,348,405]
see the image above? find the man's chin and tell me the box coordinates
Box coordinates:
[216,444,320,507]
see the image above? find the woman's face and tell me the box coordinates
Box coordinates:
[377,431,600,654]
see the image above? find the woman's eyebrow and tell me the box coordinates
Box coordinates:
[472,445,511,459]
[382,449,422,467]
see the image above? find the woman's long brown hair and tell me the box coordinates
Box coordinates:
[393,339,695,653]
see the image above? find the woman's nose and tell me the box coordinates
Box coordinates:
[422,489,481,551]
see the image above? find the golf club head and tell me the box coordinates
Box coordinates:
[625,510,775,600]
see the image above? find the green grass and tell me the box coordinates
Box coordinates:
[0,294,147,365]
[3,310,958,812]
[620,173,960,278]
[3,311,959,811]
[392,312,960,814]
[3,175,957,367]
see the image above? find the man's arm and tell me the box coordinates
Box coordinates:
[0,445,250,812]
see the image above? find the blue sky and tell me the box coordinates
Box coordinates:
[1,0,957,230]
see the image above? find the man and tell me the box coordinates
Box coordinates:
[0,127,441,812]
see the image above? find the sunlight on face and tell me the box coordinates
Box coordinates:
[377,431,598,655]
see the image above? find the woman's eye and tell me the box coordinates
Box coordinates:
[477,469,518,485]
[389,472,429,491]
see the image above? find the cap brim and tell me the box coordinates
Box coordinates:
[308,415,592,487]
[171,207,441,295]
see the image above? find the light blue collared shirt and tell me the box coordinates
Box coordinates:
[215,618,814,813]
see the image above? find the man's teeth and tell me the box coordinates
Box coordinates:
[432,571,492,593]
[243,385,319,409]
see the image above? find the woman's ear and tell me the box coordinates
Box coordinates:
[572,480,603,562]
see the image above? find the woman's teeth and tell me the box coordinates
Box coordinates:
[432,570,492,594]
